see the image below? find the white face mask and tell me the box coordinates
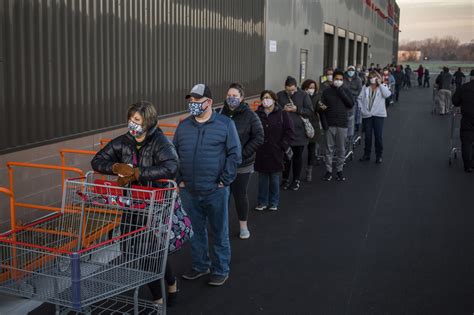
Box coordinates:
[333,80,343,88]
[262,98,274,107]
[307,88,315,96]
[370,77,377,85]
[327,75,333,82]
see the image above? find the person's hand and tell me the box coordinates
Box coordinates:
[218,182,225,188]
[112,163,134,177]
[116,168,140,187]
[319,101,327,110]
[285,104,297,112]
[376,78,382,85]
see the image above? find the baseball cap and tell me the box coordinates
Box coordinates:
[185,84,212,99]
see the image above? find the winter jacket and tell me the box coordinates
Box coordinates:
[393,71,404,85]
[454,70,466,84]
[91,127,179,185]
[343,75,363,116]
[417,67,424,78]
[255,105,295,173]
[173,112,242,193]
[308,92,323,143]
[219,102,264,168]
[436,71,453,90]
[357,84,391,119]
[319,85,354,129]
[453,80,474,131]
[276,89,313,146]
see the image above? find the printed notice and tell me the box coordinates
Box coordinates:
[269,40,277,52]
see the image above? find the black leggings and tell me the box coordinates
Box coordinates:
[148,261,175,300]
[230,172,251,221]
[283,145,305,181]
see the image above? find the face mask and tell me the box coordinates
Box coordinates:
[327,75,333,82]
[365,71,370,76]
[128,121,145,138]
[333,80,343,88]
[383,71,389,75]
[262,98,274,107]
[307,89,315,96]
[226,97,240,109]
[356,68,361,72]
[370,77,377,85]
[347,71,355,77]
[188,100,207,116]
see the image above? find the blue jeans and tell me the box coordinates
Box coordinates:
[363,116,385,158]
[180,187,230,276]
[257,172,280,207]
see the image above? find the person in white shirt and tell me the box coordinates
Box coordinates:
[358,71,391,164]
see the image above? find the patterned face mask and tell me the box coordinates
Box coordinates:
[226,97,240,109]
[188,100,207,116]
[262,98,274,107]
[128,120,145,138]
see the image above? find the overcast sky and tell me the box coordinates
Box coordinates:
[397,0,473,43]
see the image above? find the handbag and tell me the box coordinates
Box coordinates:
[168,195,194,254]
[286,92,315,138]
[300,115,315,138]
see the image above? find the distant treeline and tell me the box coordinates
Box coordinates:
[399,36,473,61]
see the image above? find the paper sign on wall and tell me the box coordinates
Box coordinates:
[269,40,277,52]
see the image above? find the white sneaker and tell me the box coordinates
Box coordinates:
[268,205,278,211]
[254,204,266,211]
[239,228,250,239]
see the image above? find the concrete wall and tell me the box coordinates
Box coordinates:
[265,0,399,91]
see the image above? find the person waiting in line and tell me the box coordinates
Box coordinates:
[301,79,323,181]
[452,69,474,173]
[358,71,391,164]
[453,67,466,90]
[343,65,363,146]
[416,64,424,87]
[435,67,454,115]
[393,65,404,102]
[356,64,366,85]
[320,67,334,93]
[255,90,294,211]
[423,68,431,88]
[277,76,313,191]
[404,65,412,89]
[219,83,264,239]
[382,68,396,107]
[319,70,354,181]
[91,101,180,306]
[174,84,241,286]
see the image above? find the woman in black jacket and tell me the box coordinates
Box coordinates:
[220,83,264,239]
[301,79,322,182]
[277,76,313,190]
[91,101,180,306]
[255,90,294,211]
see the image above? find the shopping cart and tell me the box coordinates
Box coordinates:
[448,108,462,165]
[0,172,177,314]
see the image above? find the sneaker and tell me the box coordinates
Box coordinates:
[239,228,250,239]
[254,204,266,211]
[289,180,300,191]
[322,172,332,181]
[375,157,383,164]
[281,180,290,190]
[208,274,229,286]
[336,172,346,181]
[182,269,210,280]
[305,166,313,182]
[268,205,278,211]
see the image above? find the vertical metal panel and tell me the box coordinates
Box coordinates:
[0,0,265,153]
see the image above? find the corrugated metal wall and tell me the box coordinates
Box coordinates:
[0,0,265,153]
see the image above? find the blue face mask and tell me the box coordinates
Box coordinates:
[188,100,207,116]
[226,97,240,109]
[347,71,355,77]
